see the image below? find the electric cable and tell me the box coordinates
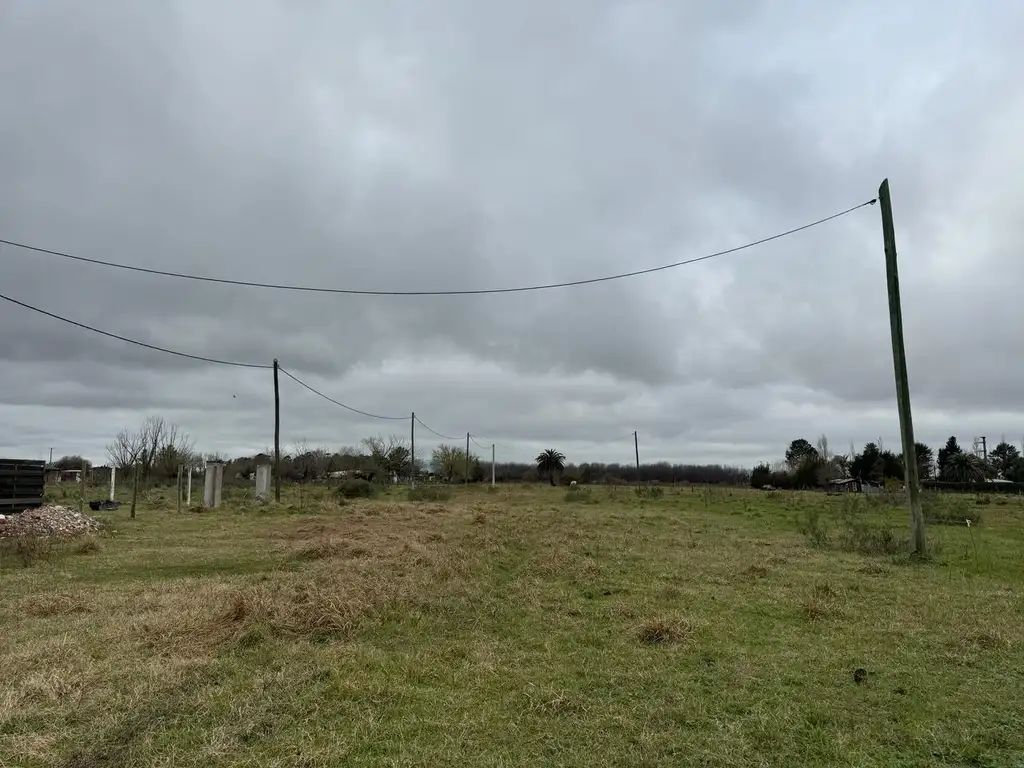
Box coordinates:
[0,200,876,297]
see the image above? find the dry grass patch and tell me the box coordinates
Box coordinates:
[21,591,92,618]
[637,616,691,645]
[801,581,842,621]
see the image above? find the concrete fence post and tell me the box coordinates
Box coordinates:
[203,461,225,509]
[255,461,271,502]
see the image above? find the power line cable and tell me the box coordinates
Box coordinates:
[471,433,514,451]
[0,200,876,297]
[0,291,272,369]
[0,292,652,454]
[277,367,407,421]
[414,416,461,442]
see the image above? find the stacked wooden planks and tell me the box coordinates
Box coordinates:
[0,458,45,512]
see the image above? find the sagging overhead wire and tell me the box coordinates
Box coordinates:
[414,416,461,442]
[0,291,537,442]
[0,199,876,297]
[277,367,407,421]
[0,291,272,369]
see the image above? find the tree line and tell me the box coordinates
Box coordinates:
[751,434,1024,489]
[70,416,750,488]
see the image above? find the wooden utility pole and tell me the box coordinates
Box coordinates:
[410,413,416,488]
[130,462,139,519]
[491,444,496,487]
[465,433,470,485]
[79,457,87,514]
[273,359,281,503]
[634,431,641,487]
[879,178,926,555]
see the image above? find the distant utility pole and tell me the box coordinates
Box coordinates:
[491,444,496,487]
[49,447,53,467]
[465,433,470,485]
[634,431,641,487]
[273,359,281,503]
[879,178,926,555]
[410,412,416,488]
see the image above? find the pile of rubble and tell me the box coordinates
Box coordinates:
[0,505,101,538]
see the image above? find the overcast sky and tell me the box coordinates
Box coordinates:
[2,1,1023,468]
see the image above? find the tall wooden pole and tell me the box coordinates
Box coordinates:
[879,178,926,555]
[273,359,281,503]
[491,444,496,487]
[130,462,139,519]
[79,457,87,514]
[410,412,416,488]
[634,431,641,487]
[465,433,470,485]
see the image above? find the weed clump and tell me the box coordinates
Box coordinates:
[407,486,453,502]
[336,479,376,500]
[923,494,976,526]
[635,485,664,499]
[797,507,830,548]
[637,617,689,645]
[564,486,597,504]
[74,536,102,555]
[1,536,55,568]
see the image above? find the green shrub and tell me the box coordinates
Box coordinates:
[407,485,453,502]
[635,485,664,499]
[797,507,830,549]
[336,479,376,500]
[0,536,55,568]
[922,494,975,526]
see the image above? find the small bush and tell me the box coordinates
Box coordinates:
[564,486,596,504]
[836,508,908,556]
[407,486,453,502]
[635,485,664,499]
[1,536,55,568]
[74,536,102,555]
[797,508,830,548]
[336,479,376,500]
[923,494,975,526]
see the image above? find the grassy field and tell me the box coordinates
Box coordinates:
[2,481,1023,767]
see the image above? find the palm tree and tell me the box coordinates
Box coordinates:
[943,452,986,484]
[535,449,566,486]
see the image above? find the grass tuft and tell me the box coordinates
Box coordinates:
[637,617,689,645]
[407,485,453,502]
[336,478,377,500]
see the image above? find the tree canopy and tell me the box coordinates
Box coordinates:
[535,449,566,486]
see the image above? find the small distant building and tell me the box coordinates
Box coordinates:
[827,478,885,494]
[828,477,861,493]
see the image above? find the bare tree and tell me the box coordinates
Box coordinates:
[290,438,329,482]
[107,416,196,482]
[107,426,146,471]
[363,435,411,477]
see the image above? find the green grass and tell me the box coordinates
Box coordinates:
[2,483,1023,766]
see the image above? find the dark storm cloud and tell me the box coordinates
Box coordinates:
[2,0,1024,466]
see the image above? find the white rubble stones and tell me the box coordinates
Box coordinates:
[0,505,101,538]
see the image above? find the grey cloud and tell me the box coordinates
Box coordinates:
[3,0,1024,467]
